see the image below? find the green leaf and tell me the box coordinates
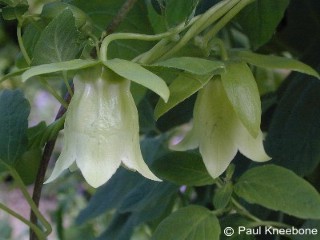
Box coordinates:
[1,4,28,20]
[155,73,211,119]
[146,0,167,33]
[27,121,47,148]
[151,152,214,186]
[76,170,143,225]
[0,219,12,239]
[146,0,199,32]
[270,0,320,56]
[152,205,220,240]
[153,57,225,75]
[164,0,199,27]
[96,213,135,240]
[138,97,157,134]
[220,214,255,240]
[31,9,82,65]
[234,165,320,219]
[71,0,154,59]
[221,61,261,137]
[213,182,233,209]
[0,90,30,166]
[71,0,153,35]
[0,0,28,7]
[105,58,169,102]
[119,181,177,213]
[291,220,320,240]
[15,148,41,185]
[97,183,176,240]
[22,59,99,82]
[41,2,89,28]
[16,20,46,68]
[265,76,320,176]
[232,50,320,79]
[236,0,290,49]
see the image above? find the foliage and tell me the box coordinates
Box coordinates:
[0,0,320,239]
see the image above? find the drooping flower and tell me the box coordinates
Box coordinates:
[45,66,160,188]
[171,78,271,178]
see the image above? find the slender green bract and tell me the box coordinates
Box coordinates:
[104,58,170,102]
[221,61,261,138]
[153,57,225,75]
[21,59,100,82]
[154,73,212,119]
[232,50,320,79]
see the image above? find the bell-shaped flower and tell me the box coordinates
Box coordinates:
[45,66,160,188]
[171,79,271,178]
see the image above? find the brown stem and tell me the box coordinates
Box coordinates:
[29,0,139,239]
[102,0,138,38]
[29,92,70,240]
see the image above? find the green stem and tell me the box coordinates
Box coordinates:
[159,0,240,60]
[62,71,73,97]
[231,198,261,222]
[215,177,224,188]
[87,31,100,59]
[135,38,171,64]
[17,20,31,65]
[100,14,198,63]
[202,0,254,46]
[0,202,45,239]
[100,31,179,62]
[40,79,68,108]
[230,197,296,238]
[211,207,227,216]
[8,166,52,236]
[231,198,292,230]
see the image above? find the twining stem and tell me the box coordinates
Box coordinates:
[0,202,45,239]
[17,20,31,65]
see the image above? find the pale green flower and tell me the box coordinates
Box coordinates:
[45,66,160,188]
[171,79,271,178]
